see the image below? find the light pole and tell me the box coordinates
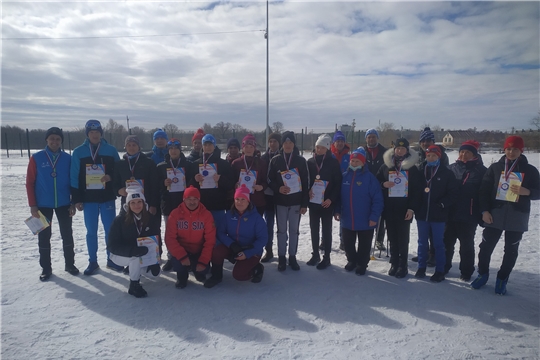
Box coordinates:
[265,0,269,147]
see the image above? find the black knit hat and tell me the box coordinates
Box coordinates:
[227,138,241,149]
[394,138,409,149]
[45,127,64,143]
[281,131,296,145]
[268,132,282,146]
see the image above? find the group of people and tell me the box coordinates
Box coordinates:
[26,121,539,298]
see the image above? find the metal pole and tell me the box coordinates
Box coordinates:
[19,132,23,157]
[4,132,9,158]
[26,129,31,158]
[265,0,269,147]
[68,132,72,154]
[127,115,131,135]
[301,128,304,155]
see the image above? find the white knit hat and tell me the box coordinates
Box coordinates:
[123,188,147,211]
[315,134,332,150]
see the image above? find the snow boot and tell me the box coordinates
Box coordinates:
[495,277,508,295]
[277,256,287,271]
[395,265,408,279]
[459,274,472,282]
[39,269,52,282]
[430,271,445,283]
[289,256,300,271]
[388,264,398,276]
[175,270,189,289]
[344,261,356,272]
[64,264,79,276]
[204,265,223,288]
[106,259,124,272]
[306,253,320,266]
[471,273,489,289]
[251,263,264,283]
[261,248,274,263]
[83,262,99,276]
[414,268,426,278]
[128,280,147,298]
[316,256,331,270]
[194,271,207,283]
[355,265,366,276]
[161,259,173,271]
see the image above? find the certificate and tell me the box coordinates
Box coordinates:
[24,211,50,235]
[125,179,144,192]
[496,171,524,203]
[239,169,258,194]
[281,168,302,194]
[137,236,161,267]
[310,180,328,204]
[167,168,186,193]
[86,164,105,190]
[388,171,408,198]
[199,164,218,189]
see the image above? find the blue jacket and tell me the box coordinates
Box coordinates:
[26,147,72,208]
[70,138,120,204]
[148,145,168,165]
[337,166,384,231]
[217,207,268,259]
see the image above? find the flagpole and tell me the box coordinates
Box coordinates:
[265,0,269,146]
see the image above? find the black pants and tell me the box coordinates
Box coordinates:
[443,221,477,277]
[38,206,75,272]
[478,227,522,280]
[375,218,386,244]
[386,217,410,266]
[309,206,333,256]
[343,228,374,269]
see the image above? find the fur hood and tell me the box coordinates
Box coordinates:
[383,148,419,170]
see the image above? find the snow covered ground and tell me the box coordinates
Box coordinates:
[1,150,539,359]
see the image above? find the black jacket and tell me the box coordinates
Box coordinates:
[156,153,198,216]
[415,162,459,222]
[365,143,387,176]
[479,154,540,214]
[307,150,342,210]
[107,212,161,257]
[377,148,422,220]
[193,147,235,211]
[415,144,450,168]
[447,156,487,224]
[186,149,201,163]
[113,152,159,208]
[268,147,309,208]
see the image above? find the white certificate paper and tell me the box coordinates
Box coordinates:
[281,168,302,194]
[167,168,186,193]
[239,169,258,194]
[125,179,144,192]
[199,164,218,189]
[137,236,160,267]
[496,171,523,203]
[24,211,50,235]
[85,164,105,190]
[310,180,328,204]
[388,171,408,198]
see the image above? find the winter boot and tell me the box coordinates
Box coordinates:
[277,256,287,271]
[495,277,508,295]
[175,270,189,289]
[261,248,274,263]
[204,265,223,288]
[39,269,52,282]
[161,259,173,271]
[288,256,300,271]
[64,264,79,276]
[83,262,99,276]
[316,255,331,270]
[306,253,321,266]
[106,259,124,272]
[128,280,147,298]
[194,271,207,283]
[430,271,445,283]
[344,261,356,272]
[355,265,366,276]
[251,263,264,283]
[388,264,398,276]
[414,268,426,278]
[395,265,408,279]
[471,273,489,289]
[459,274,472,282]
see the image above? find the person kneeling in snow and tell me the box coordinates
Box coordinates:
[205,185,267,288]
[108,189,161,298]
[165,186,216,289]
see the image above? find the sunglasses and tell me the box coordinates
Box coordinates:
[167,140,181,148]
[86,120,101,130]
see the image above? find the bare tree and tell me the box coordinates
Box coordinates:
[163,123,179,138]
[272,121,284,133]
[202,123,213,135]
[376,122,394,133]
[531,111,540,130]
[420,123,431,130]
[214,121,232,139]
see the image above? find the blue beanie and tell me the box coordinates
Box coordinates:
[419,127,435,143]
[333,131,346,143]
[202,134,217,146]
[227,138,240,149]
[85,119,103,137]
[153,129,168,141]
[365,128,379,140]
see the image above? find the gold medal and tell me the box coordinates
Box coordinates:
[316,175,320,180]
[130,177,135,180]
[425,187,430,193]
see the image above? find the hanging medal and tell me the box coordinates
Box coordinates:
[45,150,61,178]
[128,153,140,180]
[315,153,326,180]
[424,164,439,193]
[89,142,101,166]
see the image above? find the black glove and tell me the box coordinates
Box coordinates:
[229,242,243,255]
[131,246,149,257]
[146,263,160,276]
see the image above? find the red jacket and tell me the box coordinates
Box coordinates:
[165,202,216,266]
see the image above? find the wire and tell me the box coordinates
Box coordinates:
[2,29,266,41]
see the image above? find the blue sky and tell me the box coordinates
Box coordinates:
[2,1,538,133]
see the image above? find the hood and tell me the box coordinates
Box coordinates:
[383,148,419,170]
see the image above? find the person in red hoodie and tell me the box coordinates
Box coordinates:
[165,186,216,289]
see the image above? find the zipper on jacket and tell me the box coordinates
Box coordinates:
[54,177,58,208]
[425,184,431,222]
[236,214,242,243]
[350,171,355,230]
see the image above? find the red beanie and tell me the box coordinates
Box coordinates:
[183,186,200,200]
[234,184,251,202]
[504,136,524,152]
[242,134,257,148]
[192,128,205,143]
[426,145,441,158]
[459,140,480,156]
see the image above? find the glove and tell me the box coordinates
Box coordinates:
[131,246,149,257]
[146,263,160,276]
[229,242,243,255]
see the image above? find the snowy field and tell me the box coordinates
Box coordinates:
[1,150,539,359]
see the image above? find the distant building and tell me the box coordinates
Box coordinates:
[442,130,476,147]
[340,124,352,132]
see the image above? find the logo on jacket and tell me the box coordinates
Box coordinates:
[41,162,51,168]
[243,217,248,222]
[192,221,205,230]
[343,181,350,186]
[356,181,362,186]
